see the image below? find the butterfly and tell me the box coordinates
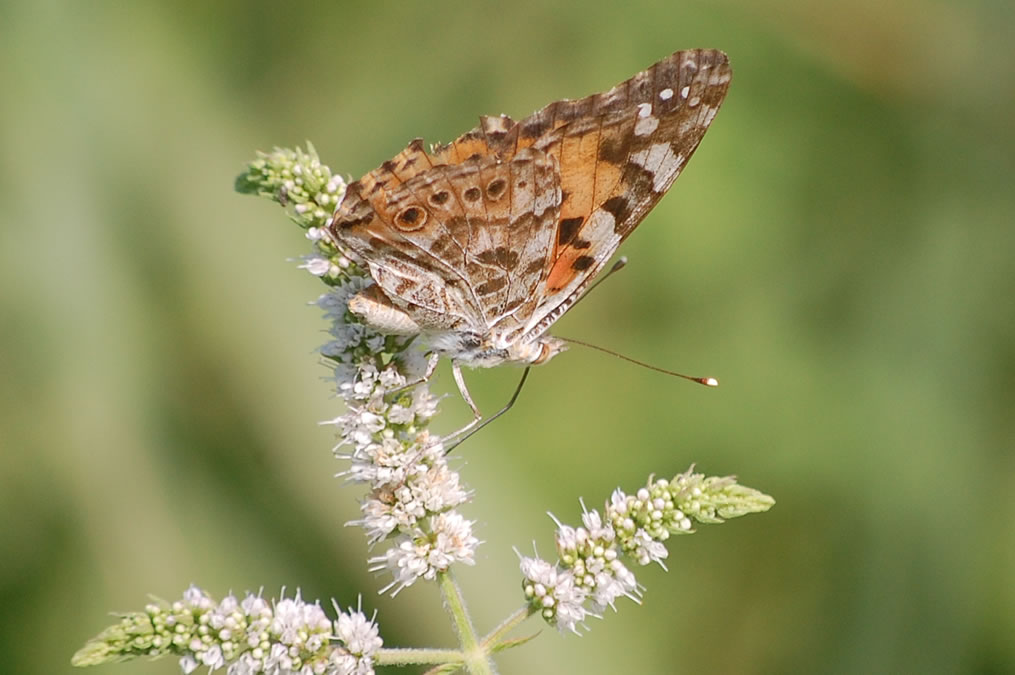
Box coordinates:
[327,48,731,444]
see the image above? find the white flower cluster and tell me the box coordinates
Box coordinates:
[72,585,381,674]
[298,227,353,280]
[247,144,346,228]
[520,467,774,634]
[240,145,349,278]
[318,277,479,594]
[519,503,644,635]
[177,586,381,675]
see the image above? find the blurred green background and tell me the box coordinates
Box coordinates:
[2,1,1013,673]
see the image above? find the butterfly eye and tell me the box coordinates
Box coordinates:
[428,190,451,207]
[485,178,507,200]
[395,205,428,231]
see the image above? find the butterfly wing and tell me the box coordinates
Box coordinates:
[520,48,732,340]
[329,143,562,338]
[330,48,730,347]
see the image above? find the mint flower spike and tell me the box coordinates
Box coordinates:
[237,147,479,594]
[235,144,355,285]
[71,585,382,675]
[521,467,774,634]
[235,143,346,231]
[319,275,478,594]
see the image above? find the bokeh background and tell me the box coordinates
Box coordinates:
[2,1,1013,673]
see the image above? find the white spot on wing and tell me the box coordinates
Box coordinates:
[637,102,652,118]
[630,143,686,192]
[634,115,659,136]
[585,209,618,245]
[680,86,690,99]
[484,115,510,133]
[659,88,674,100]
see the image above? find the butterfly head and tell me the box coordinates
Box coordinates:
[434,331,567,369]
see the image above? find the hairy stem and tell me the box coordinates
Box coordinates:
[439,570,494,675]
[373,647,464,667]
[481,605,537,650]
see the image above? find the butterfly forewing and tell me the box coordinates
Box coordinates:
[521,49,731,339]
[328,48,730,356]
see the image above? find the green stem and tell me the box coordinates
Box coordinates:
[438,570,494,675]
[373,647,465,667]
[480,605,537,650]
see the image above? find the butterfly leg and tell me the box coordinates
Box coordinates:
[431,362,485,451]
[382,351,441,400]
[450,361,483,432]
[443,366,532,453]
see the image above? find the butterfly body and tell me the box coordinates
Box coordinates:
[327,49,731,438]
[346,266,566,368]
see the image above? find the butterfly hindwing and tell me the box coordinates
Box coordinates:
[331,147,561,336]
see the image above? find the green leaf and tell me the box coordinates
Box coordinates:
[489,630,542,653]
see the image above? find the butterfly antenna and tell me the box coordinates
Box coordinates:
[443,367,532,454]
[559,336,719,387]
